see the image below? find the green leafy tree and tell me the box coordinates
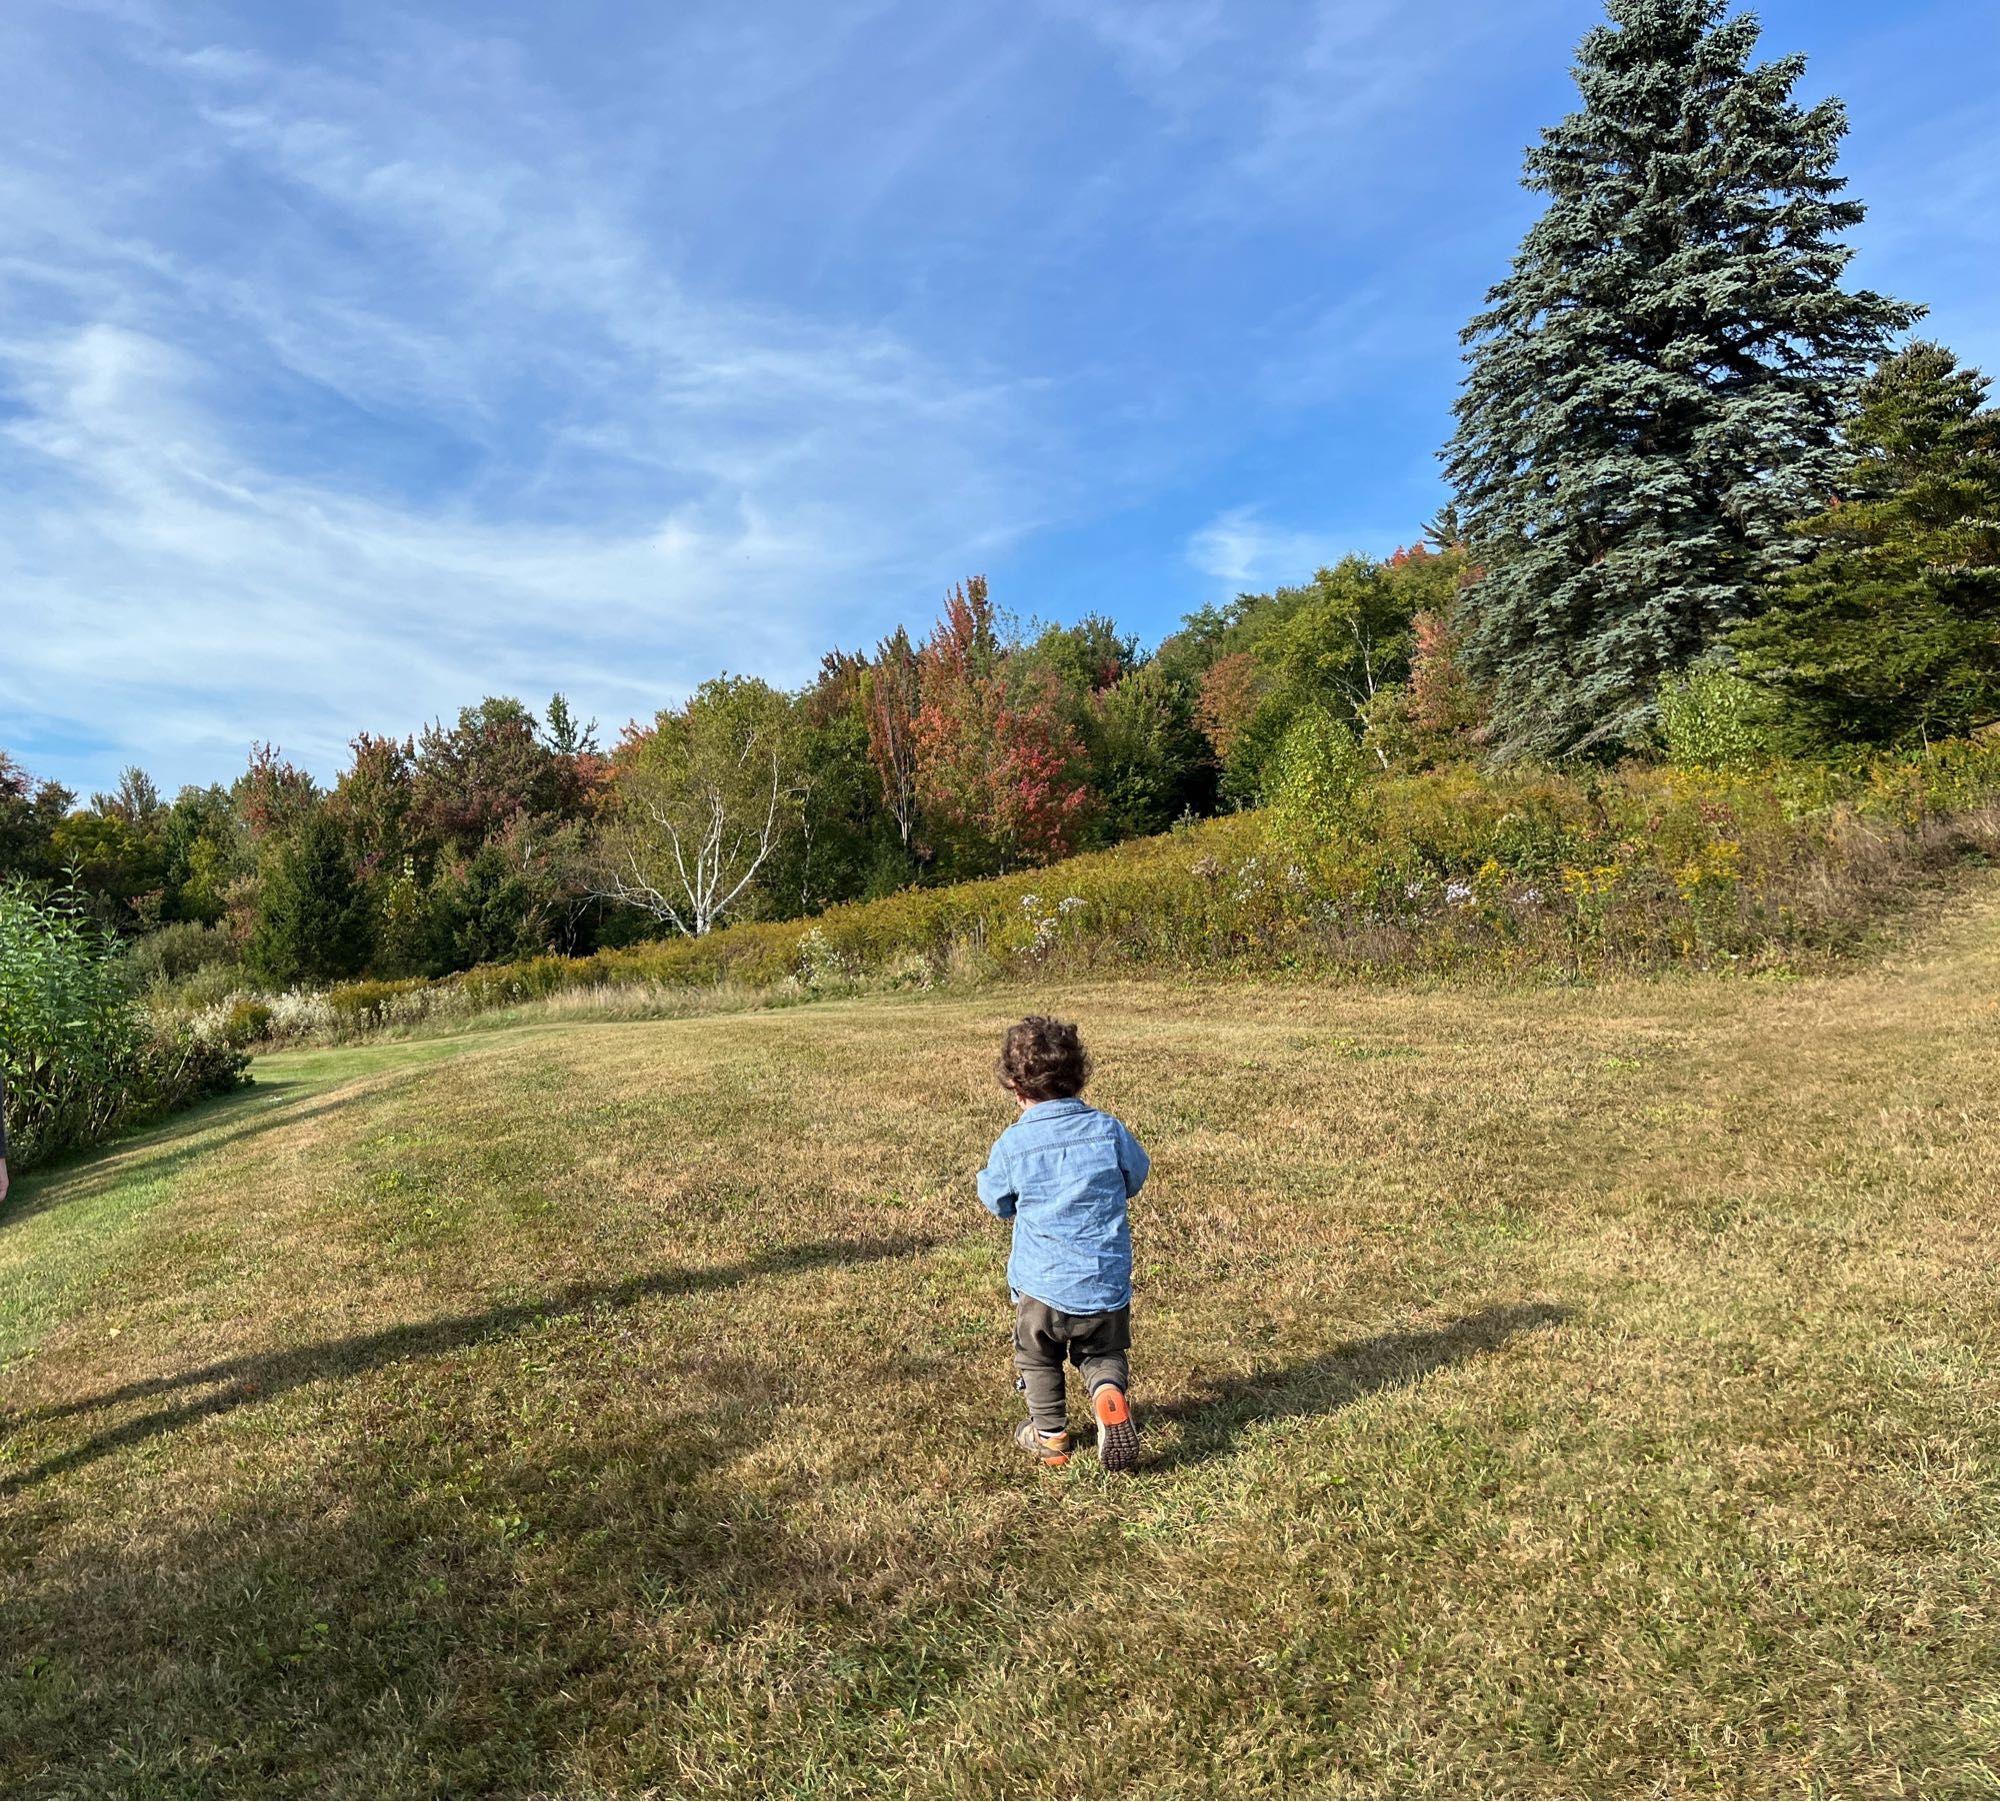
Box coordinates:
[1183,547,1467,798]
[1266,709,1373,858]
[1260,556,1426,726]
[248,809,372,986]
[49,806,166,930]
[159,784,247,924]
[1026,614,1133,701]
[1443,0,1917,755]
[0,754,75,883]
[1733,342,2000,745]
[598,677,804,936]
[1089,662,1215,839]
[762,653,911,915]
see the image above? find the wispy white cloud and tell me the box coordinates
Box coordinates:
[1184,505,1349,590]
[2,314,1028,782]
[1039,0,1229,91]
[0,7,1063,789]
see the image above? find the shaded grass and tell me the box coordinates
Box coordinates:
[4,891,2000,1795]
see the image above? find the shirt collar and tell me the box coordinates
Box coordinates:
[1022,1097,1088,1118]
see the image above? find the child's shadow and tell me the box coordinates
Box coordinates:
[1147,1301,1571,1470]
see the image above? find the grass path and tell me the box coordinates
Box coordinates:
[3,893,1999,1795]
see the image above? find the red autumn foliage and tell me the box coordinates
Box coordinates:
[234,743,319,842]
[912,577,1092,869]
[1193,652,1263,760]
[1408,609,1489,738]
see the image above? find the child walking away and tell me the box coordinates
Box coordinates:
[977,1016,1149,1472]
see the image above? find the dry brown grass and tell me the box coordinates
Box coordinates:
[4,885,2000,1796]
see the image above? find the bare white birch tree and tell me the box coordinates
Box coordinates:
[596,677,803,936]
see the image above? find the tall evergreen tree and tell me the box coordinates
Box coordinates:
[1733,342,2000,744]
[1442,0,1917,756]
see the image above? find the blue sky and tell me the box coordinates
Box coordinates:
[4,0,1996,797]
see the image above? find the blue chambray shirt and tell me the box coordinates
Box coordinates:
[977,1097,1149,1315]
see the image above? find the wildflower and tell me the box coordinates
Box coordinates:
[1445,881,1475,906]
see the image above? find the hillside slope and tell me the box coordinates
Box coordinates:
[5,887,2000,1794]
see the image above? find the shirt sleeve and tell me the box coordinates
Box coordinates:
[976,1135,1017,1219]
[1116,1121,1149,1198]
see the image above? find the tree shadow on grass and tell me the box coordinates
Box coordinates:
[2,1349,814,1794]
[0,1234,932,1497]
[1147,1301,1573,1470]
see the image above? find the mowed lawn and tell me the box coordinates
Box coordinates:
[4,899,1999,1798]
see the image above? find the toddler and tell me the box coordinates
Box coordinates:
[977,1016,1149,1471]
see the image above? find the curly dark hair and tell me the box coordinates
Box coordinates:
[995,1015,1092,1101]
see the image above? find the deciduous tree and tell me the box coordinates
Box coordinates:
[598,677,803,936]
[912,580,1092,873]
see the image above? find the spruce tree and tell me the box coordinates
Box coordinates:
[1733,342,2000,744]
[249,810,372,986]
[1442,0,1917,756]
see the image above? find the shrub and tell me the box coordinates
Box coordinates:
[132,1026,250,1120]
[124,920,238,991]
[1658,664,1781,773]
[1265,709,1372,855]
[0,880,146,1170]
[176,961,252,1011]
[134,739,2000,1053]
[0,881,248,1171]
[222,998,274,1048]
[325,977,432,1024]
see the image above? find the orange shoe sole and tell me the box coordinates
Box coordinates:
[1094,1385,1140,1472]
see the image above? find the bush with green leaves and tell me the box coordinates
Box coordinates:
[1265,709,1374,854]
[122,918,239,992]
[1,880,143,1168]
[141,738,2000,1055]
[1656,664,1781,773]
[0,879,247,1173]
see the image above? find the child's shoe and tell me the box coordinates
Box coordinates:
[1093,1384,1140,1472]
[1015,1419,1071,1467]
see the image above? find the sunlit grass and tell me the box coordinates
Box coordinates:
[4,891,1999,1795]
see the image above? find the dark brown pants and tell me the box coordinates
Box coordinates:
[1014,1296,1131,1434]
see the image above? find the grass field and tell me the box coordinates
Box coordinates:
[4,887,1999,1797]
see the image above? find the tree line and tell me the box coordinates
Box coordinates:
[0,547,1481,982]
